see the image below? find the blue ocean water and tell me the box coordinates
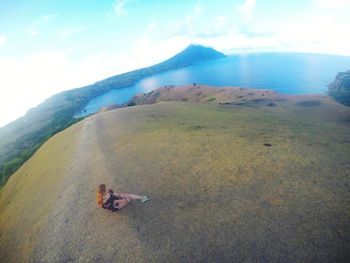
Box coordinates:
[78,53,350,116]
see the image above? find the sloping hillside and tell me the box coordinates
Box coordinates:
[1,87,350,262]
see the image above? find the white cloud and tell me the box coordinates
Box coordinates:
[41,14,58,21]
[29,29,39,36]
[0,50,123,127]
[193,3,203,16]
[28,13,58,36]
[156,4,228,40]
[57,27,85,39]
[237,0,256,21]
[313,0,350,9]
[0,35,6,46]
[113,0,129,16]
[0,51,68,126]
[130,0,350,58]
[246,2,350,56]
[129,21,188,67]
[132,35,192,66]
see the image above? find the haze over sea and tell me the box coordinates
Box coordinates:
[79,53,350,116]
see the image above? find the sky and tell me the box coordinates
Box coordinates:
[0,0,350,127]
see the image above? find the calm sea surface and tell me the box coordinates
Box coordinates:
[78,53,350,116]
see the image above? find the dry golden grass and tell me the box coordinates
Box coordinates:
[1,86,350,262]
[0,122,82,262]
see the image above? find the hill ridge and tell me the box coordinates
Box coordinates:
[1,88,349,261]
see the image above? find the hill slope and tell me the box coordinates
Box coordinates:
[1,87,350,262]
[0,45,225,185]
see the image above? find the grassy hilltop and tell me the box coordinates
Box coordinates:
[0,86,350,262]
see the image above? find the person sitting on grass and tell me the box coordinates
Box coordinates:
[97,184,151,212]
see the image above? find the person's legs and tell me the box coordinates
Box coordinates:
[115,199,130,209]
[118,193,144,200]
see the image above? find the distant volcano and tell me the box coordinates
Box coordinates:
[156,44,226,68]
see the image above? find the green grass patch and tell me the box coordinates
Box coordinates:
[205,97,216,102]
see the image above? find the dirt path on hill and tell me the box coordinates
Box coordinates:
[30,114,146,263]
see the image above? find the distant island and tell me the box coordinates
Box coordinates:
[0,45,225,185]
[328,70,350,106]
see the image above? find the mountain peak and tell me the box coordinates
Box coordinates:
[179,44,226,59]
[157,44,225,69]
[185,43,201,49]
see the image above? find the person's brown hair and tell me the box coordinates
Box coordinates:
[98,184,106,194]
